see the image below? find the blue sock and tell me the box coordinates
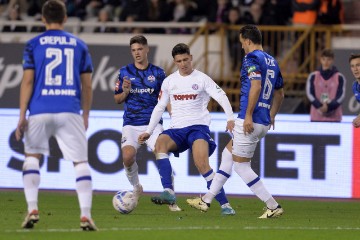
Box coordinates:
[203,169,228,206]
[156,158,173,190]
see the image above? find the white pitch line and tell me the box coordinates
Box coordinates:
[5,226,360,233]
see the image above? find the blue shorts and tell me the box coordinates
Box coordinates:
[161,125,217,157]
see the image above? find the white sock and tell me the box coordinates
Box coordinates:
[23,156,40,213]
[203,148,233,204]
[124,161,140,187]
[234,161,278,208]
[74,162,93,219]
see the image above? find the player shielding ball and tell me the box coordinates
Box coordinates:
[138,43,236,215]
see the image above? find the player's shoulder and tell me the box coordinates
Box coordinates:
[149,63,165,72]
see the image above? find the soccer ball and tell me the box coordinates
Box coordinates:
[112,190,137,214]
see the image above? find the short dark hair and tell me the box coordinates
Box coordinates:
[349,53,360,63]
[172,43,190,58]
[321,49,334,58]
[239,25,262,45]
[42,0,66,24]
[130,35,148,46]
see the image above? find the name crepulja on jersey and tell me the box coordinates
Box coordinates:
[42,89,76,96]
[130,88,154,94]
[39,36,77,46]
[173,94,198,100]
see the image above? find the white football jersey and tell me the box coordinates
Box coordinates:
[146,69,234,134]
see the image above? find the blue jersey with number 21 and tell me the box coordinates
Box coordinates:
[22,29,93,115]
[238,50,284,126]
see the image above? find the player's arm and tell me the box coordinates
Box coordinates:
[114,71,131,104]
[327,73,346,112]
[138,83,169,143]
[205,78,235,132]
[81,72,92,130]
[244,79,261,134]
[16,69,34,140]
[270,88,284,130]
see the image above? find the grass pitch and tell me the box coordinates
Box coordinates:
[1,190,359,240]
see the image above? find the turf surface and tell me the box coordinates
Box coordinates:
[1,190,359,240]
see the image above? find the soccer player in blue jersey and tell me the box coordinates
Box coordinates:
[15,0,97,230]
[187,25,285,218]
[349,53,360,127]
[113,35,183,210]
[138,43,237,216]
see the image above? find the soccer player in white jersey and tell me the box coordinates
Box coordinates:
[187,25,285,218]
[138,43,236,215]
[114,35,181,211]
[15,0,97,230]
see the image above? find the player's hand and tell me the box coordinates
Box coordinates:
[122,77,131,94]
[83,113,89,130]
[353,115,360,128]
[114,80,120,92]
[15,118,28,141]
[319,103,328,113]
[138,133,150,144]
[225,120,235,134]
[270,116,275,130]
[243,116,254,135]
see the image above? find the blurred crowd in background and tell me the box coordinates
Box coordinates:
[0,0,358,34]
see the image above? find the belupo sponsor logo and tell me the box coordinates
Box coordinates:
[130,88,155,94]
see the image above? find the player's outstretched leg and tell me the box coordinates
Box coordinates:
[186,197,210,212]
[203,169,235,215]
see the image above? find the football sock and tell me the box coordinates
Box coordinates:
[234,162,278,207]
[22,156,40,213]
[203,148,233,204]
[124,161,140,187]
[74,162,93,219]
[156,154,173,190]
[203,169,228,205]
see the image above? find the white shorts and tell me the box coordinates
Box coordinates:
[232,118,270,158]
[121,124,163,151]
[24,113,87,162]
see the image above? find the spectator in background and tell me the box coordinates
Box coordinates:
[118,0,148,33]
[349,54,360,128]
[207,0,231,24]
[167,0,197,34]
[102,0,123,19]
[260,0,291,25]
[226,7,242,71]
[30,14,46,32]
[241,0,263,25]
[2,4,27,32]
[306,49,346,122]
[146,0,170,33]
[85,0,104,18]
[93,8,118,33]
[65,0,88,20]
[119,0,148,22]
[292,0,320,26]
[317,0,344,25]
[27,0,46,16]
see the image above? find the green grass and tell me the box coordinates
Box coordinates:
[0,190,359,240]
